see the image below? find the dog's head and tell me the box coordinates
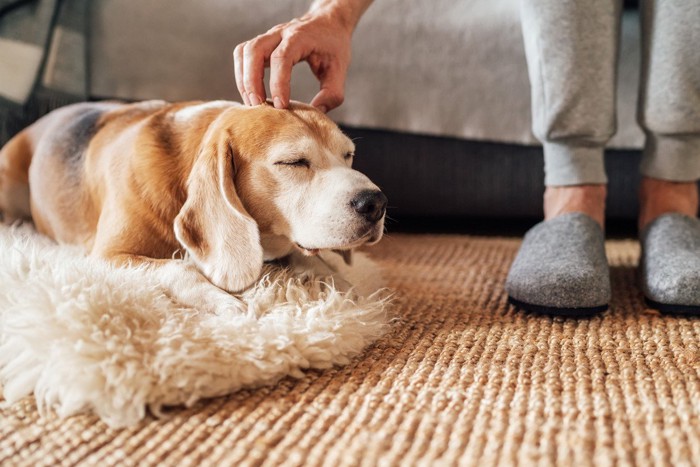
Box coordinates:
[174,101,386,292]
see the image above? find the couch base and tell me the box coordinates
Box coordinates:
[344,126,648,221]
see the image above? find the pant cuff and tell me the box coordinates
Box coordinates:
[640,134,700,182]
[544,142,607,186]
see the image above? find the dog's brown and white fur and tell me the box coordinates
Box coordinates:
[0,100,386,308]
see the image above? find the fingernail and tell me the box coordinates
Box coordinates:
[249,93,262,106]
[273,96,284,109]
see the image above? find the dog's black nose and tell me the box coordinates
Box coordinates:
[351,189,387,223]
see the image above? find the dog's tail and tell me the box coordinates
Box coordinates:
[0,130,33,223]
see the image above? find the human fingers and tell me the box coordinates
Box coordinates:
[309,64,347,112]
[242,32,282,105]
[233,43,250,105]
[269,40,305,109]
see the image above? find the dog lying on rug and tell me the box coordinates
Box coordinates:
[0,99,387,309]
[0,101,390,427]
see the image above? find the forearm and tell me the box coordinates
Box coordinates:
[309,0,373,32]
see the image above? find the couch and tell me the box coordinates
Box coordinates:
[3,0,648,220]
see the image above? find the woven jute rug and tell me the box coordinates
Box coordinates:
[2,233,699,467]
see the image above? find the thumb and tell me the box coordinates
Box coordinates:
[309,67,346,112]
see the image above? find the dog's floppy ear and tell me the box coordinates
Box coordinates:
[174,130,263,292]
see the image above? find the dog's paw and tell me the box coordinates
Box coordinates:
[285,250,354,292]
[202,260,262,293]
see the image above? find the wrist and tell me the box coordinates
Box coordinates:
[309,0,372,34]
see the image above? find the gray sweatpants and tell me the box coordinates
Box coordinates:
[520,0,700,186]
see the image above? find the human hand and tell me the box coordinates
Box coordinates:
[234,1,371,112]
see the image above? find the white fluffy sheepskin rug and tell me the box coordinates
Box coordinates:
[0,224,390,428]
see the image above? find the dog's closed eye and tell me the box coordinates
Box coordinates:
[275,158,310,168]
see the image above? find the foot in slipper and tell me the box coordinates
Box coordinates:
[640,213,700,315]
[506,212,611,317]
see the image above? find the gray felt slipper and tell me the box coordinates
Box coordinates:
[640,213,700,315]
[505,212,611,317]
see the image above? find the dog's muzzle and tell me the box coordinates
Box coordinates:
[350,189,388,223]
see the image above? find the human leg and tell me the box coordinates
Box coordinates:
[521,0,624,188]
[507,0,623,314]
[637,0,700,229]
[637,0,700,313]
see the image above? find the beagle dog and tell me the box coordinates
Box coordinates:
[0,100,387,304]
